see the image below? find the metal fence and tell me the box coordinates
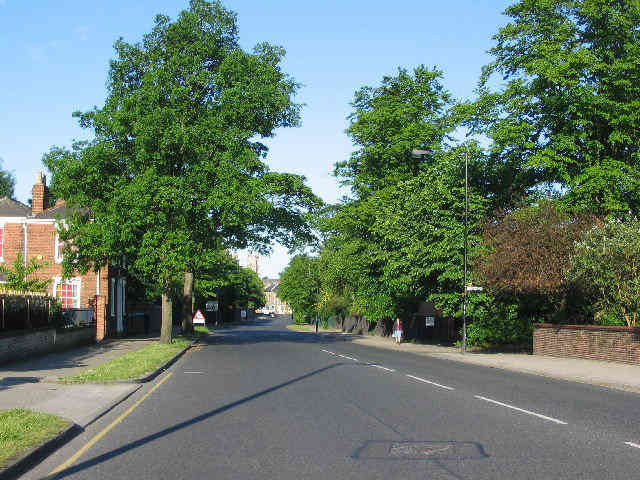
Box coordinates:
[0,292,93,333]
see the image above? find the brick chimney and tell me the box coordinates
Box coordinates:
[32,172,47,215]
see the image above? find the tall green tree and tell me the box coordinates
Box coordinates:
[321,67,490,325]
[0,158,16,199]
[317,199,393,321]
[464,0,640,215]
[335,66,454,197]
[278,255,321,322]
[43,0,320,343]
[371,149,488,319]
[318,67,459,323]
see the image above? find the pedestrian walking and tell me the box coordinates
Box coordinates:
[392,318,403,344]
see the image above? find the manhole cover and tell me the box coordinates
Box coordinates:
[353,441,488,461]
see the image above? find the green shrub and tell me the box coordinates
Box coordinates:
[568,218,640,327]
[466,302,533,347]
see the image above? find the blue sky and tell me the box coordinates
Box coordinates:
[0,0,512,277]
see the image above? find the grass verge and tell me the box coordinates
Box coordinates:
[286,323,313,332]
[286,323,342,333]
[0,409,69,469]
[194,325,210,336]
[60,335,195,383]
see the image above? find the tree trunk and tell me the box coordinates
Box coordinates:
[160,293,173,344]
[182,271,194,335]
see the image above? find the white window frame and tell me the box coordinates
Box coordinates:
[52,276,82,309]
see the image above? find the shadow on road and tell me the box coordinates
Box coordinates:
[46,362,352,479]
[202,328,358,346]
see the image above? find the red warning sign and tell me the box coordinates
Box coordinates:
[193,309,205,325]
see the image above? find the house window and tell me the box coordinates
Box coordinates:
[53,277,81,309]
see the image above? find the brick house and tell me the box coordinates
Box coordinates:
[262,278,292,315]
[0,172,126,340]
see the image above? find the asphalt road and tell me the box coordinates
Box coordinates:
[26,316,640,479]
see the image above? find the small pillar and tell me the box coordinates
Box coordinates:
[94,294,106,341]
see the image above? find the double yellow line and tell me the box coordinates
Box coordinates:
[48,372,174,477]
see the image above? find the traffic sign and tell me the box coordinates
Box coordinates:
[205,300,218,312]
[193,309,205,325]
[465,285,483,292]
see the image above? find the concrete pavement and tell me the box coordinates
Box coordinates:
[0,336,158,426]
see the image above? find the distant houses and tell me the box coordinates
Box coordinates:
[261,278,292,315]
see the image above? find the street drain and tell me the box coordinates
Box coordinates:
[390,442,452,458]
[353,441,488,461]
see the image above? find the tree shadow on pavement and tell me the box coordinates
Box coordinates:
[0,376,40,391]
[0,337,160,376]
[45,362,352,479]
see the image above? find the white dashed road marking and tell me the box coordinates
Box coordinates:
[183,371,205,374]
[406,374,454,391]
[337,354,359,361]
[321,349,336,355]
[474,395,567,425]
[625,442,640,449]
[370,364,396,372]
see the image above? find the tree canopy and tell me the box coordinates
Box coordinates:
[302,67,487,323]
[43,0,321,341]
[194,251,266,310]
[280,0,640,347]
[463,0,640,215]
[335,66,453,197]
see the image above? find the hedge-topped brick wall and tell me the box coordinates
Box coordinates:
[534,324,640,365]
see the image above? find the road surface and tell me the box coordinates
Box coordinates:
[26,316,640,479]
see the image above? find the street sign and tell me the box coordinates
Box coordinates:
[193,309,205,325]
[241,309,247,319]
[205,300,218,312]
[425,316,435,327]
[465,285,483,292]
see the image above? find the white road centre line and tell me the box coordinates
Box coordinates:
[625,442,640,449]
[321,349,336,355]
[371,364,395,372]
[337,354,359,361]
[474,395,568,425]
[184,371,205,374]
[406,374,454,391]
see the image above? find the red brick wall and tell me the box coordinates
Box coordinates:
[534,324,640,364]
[3,223,25,263]
[94,295,106,341]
